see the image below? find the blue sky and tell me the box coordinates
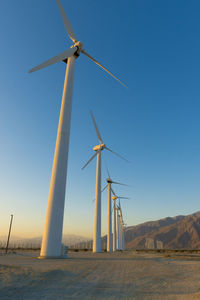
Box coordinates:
[0,0,200,238]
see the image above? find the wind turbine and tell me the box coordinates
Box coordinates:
[122,222,127,250]
[117,202,125,250]
[29,0,126,258]
[101,168,128,252]
[111,188,129,251]
[82,112,128,253]
[116,205,121,250]
[120,221,126,250]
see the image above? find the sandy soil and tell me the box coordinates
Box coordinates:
[0,251,200,300]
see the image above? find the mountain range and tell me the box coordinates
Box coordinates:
[125,211,200,249]
[1,211,200,249]
[0,234,89,248]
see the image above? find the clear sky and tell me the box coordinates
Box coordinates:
[0,0,200,239]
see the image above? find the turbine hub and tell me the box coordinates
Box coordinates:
[93,144,105,151]
[72,41,83,57]
[106,178,112,183]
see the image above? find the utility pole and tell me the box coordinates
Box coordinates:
[5,214,13,254]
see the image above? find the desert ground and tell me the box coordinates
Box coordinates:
[0,250,200,300]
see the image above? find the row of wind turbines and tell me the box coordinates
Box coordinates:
[29,0,129,258]
[102,170,128,252]
[82,111,129,253]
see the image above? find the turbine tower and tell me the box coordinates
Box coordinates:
[29,0,126,258]
[101,168,128,252]
[82,112,127,252]
[111,189,129,252]
[122,223,126,250]
[118,202,124,250]
[116,206,121,250]
[116,205,124,250]
[112,195,117,252]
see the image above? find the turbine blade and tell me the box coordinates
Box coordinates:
[118,197,130,199]
[120,209,123,221]
[105,147,129,163]
[119,199,121,208]
[119,204,123,219]
[56,0,77,43]
[81,49,127,88]
[105,163,111,179]
[90,111,103,144]
[112,181,129,187]
[92,183,107,202]
[111,187,116,196]
[29,47,77,73]
[101,184,108,193]
[81,150,100,170]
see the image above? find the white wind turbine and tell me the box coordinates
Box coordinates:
[101,168,128,252]
[120,221,126,250]
[116,205,121,250]
[117,201,125,250]
[29,0,126,258]
[118,202,127,250]
[82,112,128,253]
[111,189,129,251]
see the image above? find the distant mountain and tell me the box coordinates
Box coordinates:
[125,211,200,249]
[0,234,90,248]
[2,211,200,250]
[62,234,90,246]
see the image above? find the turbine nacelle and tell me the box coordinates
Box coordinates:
[93,144,105,151]
[29,0,127,88]
[106,177,112,183]
[82,112,128,171]
[112,196,117,200]
[72,41,84,57]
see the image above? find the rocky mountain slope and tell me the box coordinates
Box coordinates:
[125,211,200,249]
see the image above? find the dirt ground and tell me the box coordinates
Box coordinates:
[0,250,200,300]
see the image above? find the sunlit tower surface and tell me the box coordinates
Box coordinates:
[29,0,126,258]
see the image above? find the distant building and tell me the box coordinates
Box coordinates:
[145,238,155,249]
[156,240,163,249]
